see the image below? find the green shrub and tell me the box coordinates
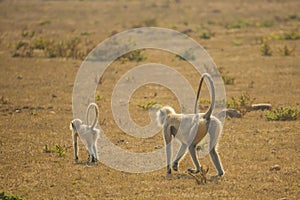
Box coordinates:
[12,33,92,59]
[227,93,255,115]
[43,144,66,157]
[137,100,162,110]
[0,191,26,200]
[219,67,235,85]
[265,106,299,121]
[279,45,295,56]
[261,42,272,56]
[270,30,300,40]
[199,32,211,39]
[95,94,103,101]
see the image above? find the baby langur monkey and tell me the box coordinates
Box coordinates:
[70,103,100,163]
[156,73,224,177]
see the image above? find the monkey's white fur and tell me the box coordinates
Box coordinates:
[156,73,224,176]
[70,103,100,163]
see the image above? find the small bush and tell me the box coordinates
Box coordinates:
[12,35,91,59]
[227,93,255,115]
[261,42,272,56]
[12,41,34,57]
[119,49,147,63]
[270,30,300,40]
[43,144,66,157]
[199,32,211,39]
[0,191,26,200]
[265,106,299,121]
[219,67,235,85]
[279,45,295,56]
[32,37,49,50]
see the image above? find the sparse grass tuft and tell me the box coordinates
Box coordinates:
[255,20,274,28]
[96,94,103,101]
[39,20,51,26]
[199,32,212,39]
[0,96,9,105]
[143,18,157,27]
[12,34,93,59]
[137,100,162,110]
[265,106,299,121]
[80,31,91,36]
[219,67,235,85]
[226,20,250,29]
[270,30,300,40]
[0,191,26,200]
[227,93,255,115]
[43,144,66,157]
[279,45,295,56]
[260,37,272,56]
[232,41,242,46]
[119,49,147,63]
[261,42,272,56]
[132,18,157,28]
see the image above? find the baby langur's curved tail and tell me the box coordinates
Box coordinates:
[86,103,99,129]
[156,106,175,127]
[194,73,215,120]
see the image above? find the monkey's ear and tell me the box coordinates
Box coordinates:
[71,122,76,129]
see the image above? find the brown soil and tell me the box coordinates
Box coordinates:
[0,0,299,199]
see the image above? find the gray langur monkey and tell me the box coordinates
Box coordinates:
[70,103,100,163]
[156,73,224,176]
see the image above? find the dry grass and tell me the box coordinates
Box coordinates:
[0,0,299,199]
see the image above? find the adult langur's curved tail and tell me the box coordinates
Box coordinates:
[86,103,99,129]
[194,73,215,120]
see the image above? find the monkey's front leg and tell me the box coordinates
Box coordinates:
[172,143,187,171]
[164,126,172,174]
[166,143,172,174]
[73,133,79,162]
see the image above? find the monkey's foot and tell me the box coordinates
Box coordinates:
[209,174,223,181]
[91,156,97,163]
[166,168,172,174]
[172,162,178,171]
[188,168,200,174]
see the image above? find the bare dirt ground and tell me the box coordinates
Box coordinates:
[0,0,299,199]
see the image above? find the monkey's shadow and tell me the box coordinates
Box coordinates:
[167,173,221,184]
[73,160,98,167]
